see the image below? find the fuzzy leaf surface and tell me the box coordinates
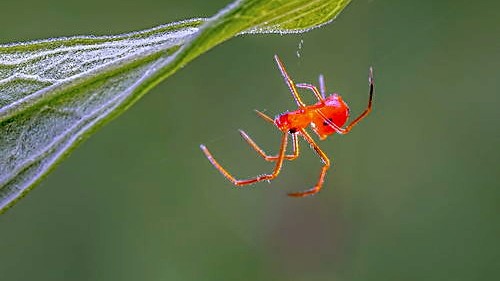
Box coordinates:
[0,0,351,212]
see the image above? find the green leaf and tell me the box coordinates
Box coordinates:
[0,0,351,213]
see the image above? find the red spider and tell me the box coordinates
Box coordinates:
[200,55,374,197]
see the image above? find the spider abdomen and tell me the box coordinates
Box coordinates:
[311,94,350,139]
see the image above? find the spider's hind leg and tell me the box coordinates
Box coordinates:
[295,83,324,102]
[287,129,331,197]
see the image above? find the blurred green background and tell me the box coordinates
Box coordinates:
[1,0,498,280]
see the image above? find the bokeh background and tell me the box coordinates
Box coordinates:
[0,0,498,280]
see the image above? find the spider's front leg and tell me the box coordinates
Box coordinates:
[239,130,299,161]
[200,132,289,186]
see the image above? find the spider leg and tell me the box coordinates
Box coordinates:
[287,129,331,197]
[200,132,288,186]
[318,74,326,99]
[239,130,299,161]
[274,54,307,108]
[343,67,374,132]
[319,67,374,135]
[254,109,275,123]
[296,83,324,102]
